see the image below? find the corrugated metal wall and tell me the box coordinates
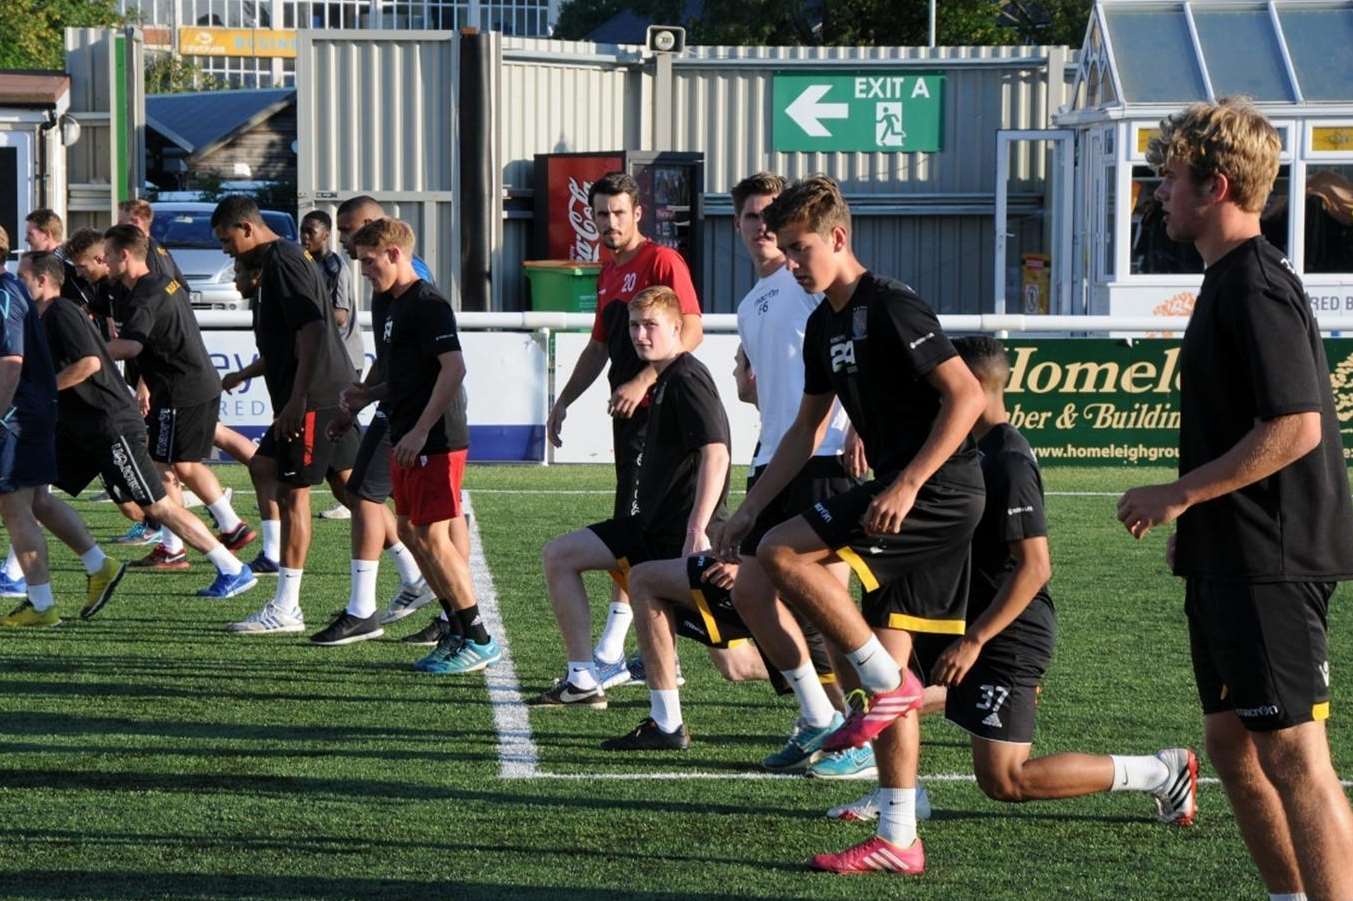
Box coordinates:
[296,30,460,300]
[64,28,116,234]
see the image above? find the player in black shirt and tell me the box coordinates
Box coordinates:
[534,286,730,719]
[716,176,983,875]
[118,200,189,289]
[333,218,495,668]
[1118,99,1353,899]
[827,336,1197,826]
[102,225,254,574]
[19,252,257,605]
[212,195,355,636]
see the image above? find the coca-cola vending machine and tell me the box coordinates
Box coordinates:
[533,150,703,286]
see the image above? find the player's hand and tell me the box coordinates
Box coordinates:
[136,383,151,417]
[221,371,246,393]
[393,427,428,468]
[276,396,306,440]
[931,636,983,687]
[843,425,868,479]
[683,529,711,558]
[863,480,918,535]
[701,559,739,590]
[340,383,370,415]
[714,507,755,562]
[1166,531,1178,570]
[1117,483,1189,540]
[546,402,567,448]
[609,378,648,419]
[327,409,354,441]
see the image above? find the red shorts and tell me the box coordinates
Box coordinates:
[391,449,468,526]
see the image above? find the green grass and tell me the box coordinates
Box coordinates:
[0,464,1348,899]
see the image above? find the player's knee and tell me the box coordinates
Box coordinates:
[541,535,575,575]
[975,766,1026,803]
[756,539,793,578]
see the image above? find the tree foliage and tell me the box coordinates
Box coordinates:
[0,0,121,71]
[144,53,225,94]
[554,0,1091,48]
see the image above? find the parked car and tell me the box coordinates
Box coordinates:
[150,201,298,311]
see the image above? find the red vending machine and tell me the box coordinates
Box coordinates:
[533,150,703,284]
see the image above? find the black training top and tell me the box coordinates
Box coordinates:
[383,279,469,455]
[117,273,219,407]
[249,240,352,410]
[146,236,188,288]
[803,272,981,489]
[635,352,731,539]
[1176,236,1353,582]
[970,423,1055,630]
[42,296,143,438]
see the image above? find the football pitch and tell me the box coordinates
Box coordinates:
[0,463,1348,900]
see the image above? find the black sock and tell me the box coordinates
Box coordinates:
[439,602,464,636]
[455,604,490,644]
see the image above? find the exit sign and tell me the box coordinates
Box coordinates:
[772,73,944,153]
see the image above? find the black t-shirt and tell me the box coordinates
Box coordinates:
[384,280,469,454]
[1176,236,1353,582]
[146,236,188,288]
[802,272,981,489]
[249,240,352,409]
[42,296,143,438]
[117,273,219,407]
[635,353,731,539]
[970,423,1054,629]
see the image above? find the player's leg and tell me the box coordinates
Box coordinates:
[213,422,256,465]
[164,400,251,548]
[705,643,770,682]
[0,486,59,627]
[538,524,625,702]
[595,425,643,671]
[173,461,251,546]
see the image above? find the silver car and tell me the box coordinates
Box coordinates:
[150,201,299,311]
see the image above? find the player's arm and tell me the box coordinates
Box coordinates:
[932,536,1051,687]
[332,264,353,330]
[0,355,20,415]
[715,391,835,561]
[104,337,143,360]
[55,356,101,391]
[391,350,465,468]
[222,356,265,393]
[547,338,608,447]
[865,356,984,535]
[1117,413,1320,539]
[685,441,730,555]
[275,320,322,436]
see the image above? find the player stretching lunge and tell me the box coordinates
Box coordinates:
[0,232,123,628]
[212,196,355,635]
[536,286,729,717]
[20,252,256,602]
[342,219,499,673]
[829,336,1197,827]
[1119,98,1353,901]
[718,176,985,875]
[547,173,704,687]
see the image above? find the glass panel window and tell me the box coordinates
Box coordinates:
[1305,166,1353,273]
[1130,166,1203,275]
[1104,7,1207,103]
[1104,168,1116,278]
[1279,6,1353,101]
[1194,7,1295,101]
[1260,166,1291,255]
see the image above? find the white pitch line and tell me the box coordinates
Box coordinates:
[522,770,1353,787]
[463,491,541,780]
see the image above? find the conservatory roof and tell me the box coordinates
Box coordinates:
[1071,0,1353,111]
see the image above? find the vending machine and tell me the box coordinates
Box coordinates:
[533,150,704,289]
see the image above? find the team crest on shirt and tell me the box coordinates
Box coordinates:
[165,280,180,295]
[851,306,868,340]
[383,318,393,344]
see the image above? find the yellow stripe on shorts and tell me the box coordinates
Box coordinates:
[835,547,879,592]
[690,588,723,646]
[886,612,966,635]
[1313,701,1331,721]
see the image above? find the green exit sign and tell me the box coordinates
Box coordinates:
[772,73,944,153]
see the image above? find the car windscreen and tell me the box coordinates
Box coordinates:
[152,209,297,247]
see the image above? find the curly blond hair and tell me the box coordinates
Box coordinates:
[1146,97,1280,214]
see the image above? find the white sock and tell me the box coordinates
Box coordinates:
[1269,893,1308,901]
[261,520,281,561]
[593,602,633,664]
[207,495,243,532]
[848,636,902,693]
[439,610,450,622]
[567,660,599,690]
[79,545,107,575]
[1110,755,1170,792]
[274,566,303,614]
[649,688,683,732]
[4,546,22,580]
[204,543,243,576]
[386,542,422,586]
[27,582,55,612]
[160,528,184,554]
[347,559,379,618]
[876,787,918,847]
[780,661,839,728]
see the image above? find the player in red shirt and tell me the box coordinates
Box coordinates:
[546,171,703,689]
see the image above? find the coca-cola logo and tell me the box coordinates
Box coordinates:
[567,177,600,262]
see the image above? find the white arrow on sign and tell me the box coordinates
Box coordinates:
[785,84,849,138]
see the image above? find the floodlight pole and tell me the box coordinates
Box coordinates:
[929,0,937,47]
